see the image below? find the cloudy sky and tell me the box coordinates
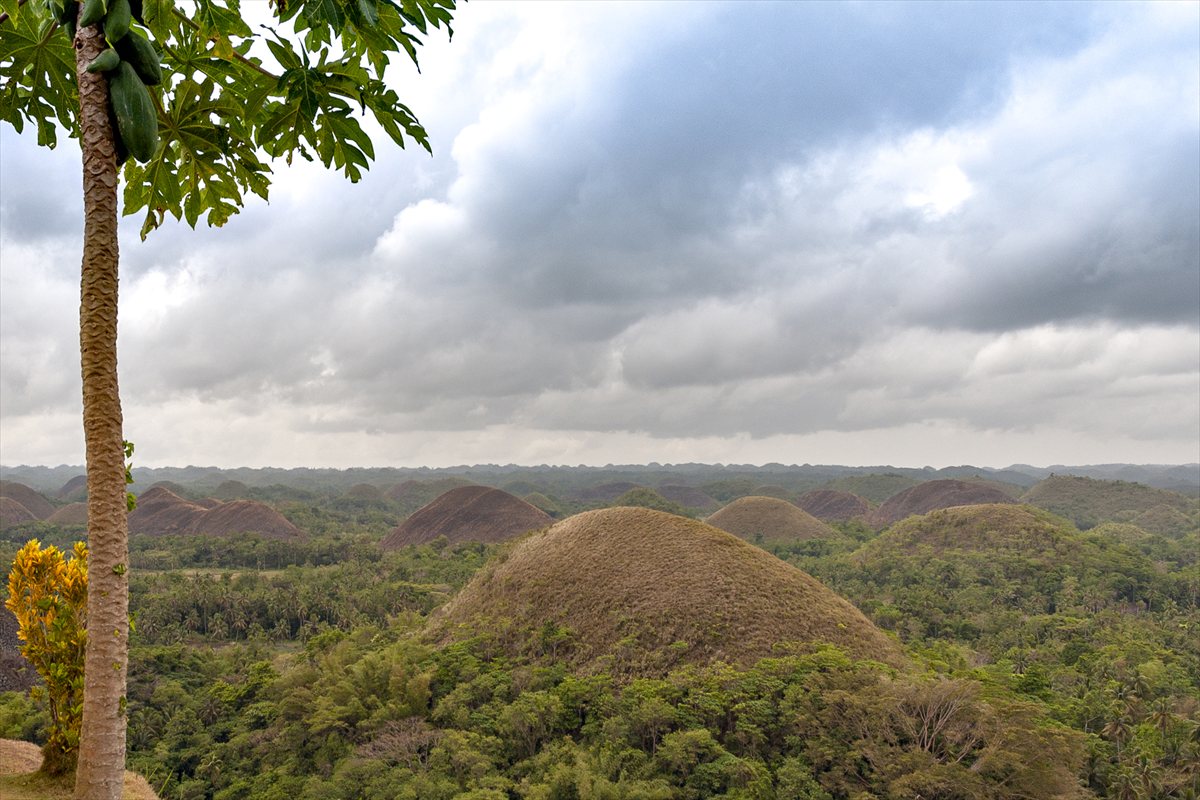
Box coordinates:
[1,1,1198,469]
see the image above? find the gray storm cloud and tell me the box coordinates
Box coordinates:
[0,1,1196,467]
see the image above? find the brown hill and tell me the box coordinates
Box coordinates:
[56,474,88,502]
[381,486,552,549]
[127,487,207,536]
[656,484,720,511]
[796,489,870,522]
[867,479,1017,527]
[46,502,89,526]
[0,498,36,528]
[430,507,905,676]
[128,487,301,539]
[1023,475,1196,535]
[193,497,223,509]
[705,496,837,545]
[191,500,303,539]
[0,482,54,520]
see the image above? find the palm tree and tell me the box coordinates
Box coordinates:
[1105,715,1133,762]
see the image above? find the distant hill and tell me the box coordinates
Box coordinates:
[706,496,837,545]
[655,484,720,511]
[1022,475,1197,535]
[796,489,869,522]
[522,492,562,518]
[821,474,920,504]
[343,483,387,502]
[56,474,88,502]
[0,497,36,528]
[127,487,303,539]
[46,502,89,526]
[212,480,251,500]
[381,486,552,548]
[574,481,641,502]
[868,479,1017,527]
[385,477,476,508]
[0,481,54,520]
[430,507,904,676]
[858,504,1084,560]
[612,488,690,517]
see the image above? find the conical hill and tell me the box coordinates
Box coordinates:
[430,507,905,676]
[858,503,1083,561]
[796,489,870,522]
[867,479,1016,527]
[381,486,552,548]
[0,481,54,520]
[705,496,837,545]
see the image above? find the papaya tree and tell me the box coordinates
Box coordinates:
[0,0,454,796]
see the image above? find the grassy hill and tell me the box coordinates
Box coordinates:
[819,473,919,504]
[705,496,837,545]
[430,507,905,676]
[867,479,1017,527]
[1023,475,1198,534]
[381,486,552,548]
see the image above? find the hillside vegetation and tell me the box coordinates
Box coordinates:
[431,507,905,675]
[1023,475,1198,535]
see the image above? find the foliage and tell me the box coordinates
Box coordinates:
[4,539,88,774]
[1,0,455,237]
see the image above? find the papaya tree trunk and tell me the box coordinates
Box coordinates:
[72,19,129,800]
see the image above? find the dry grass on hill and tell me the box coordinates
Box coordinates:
[127,487,302,539]
[0,497,36,528]
[430,507,905,677]
[45,503,89,526]
[858,504,1080,562]
[0,482,55,520]
[796,489,869,522]
[705,496,836,545]
[0,739,158,800]
[381,486,552,548]
[55,475,87,502]
[867,479,1017,527]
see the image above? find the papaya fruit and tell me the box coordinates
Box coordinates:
[108,62,158,163]
[116,29,162,85]
[107,102,130,167]
[104,0,131,43]
[78,0,105,27]
[86,48,121,73]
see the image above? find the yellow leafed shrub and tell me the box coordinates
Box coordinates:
[5,539,88,775]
